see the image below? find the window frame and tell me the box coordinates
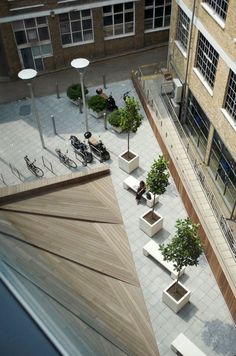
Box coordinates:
[223,69,236,124]
[201,0,228,27]
[144,0,171,33]
[175,7,190,56]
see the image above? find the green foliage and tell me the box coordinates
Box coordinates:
[159,217,203,282]
[107,109,122,127]
[146,155,170,197]
[119,96,143,133]
[87,95,107,112]
[67,83,88,101]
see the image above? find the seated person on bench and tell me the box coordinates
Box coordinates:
[136,181,146,205]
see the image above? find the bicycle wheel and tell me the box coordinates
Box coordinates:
[34,167,44,177]
[103,151,110,161]
[84,151,93,163]
[67,159,77,168]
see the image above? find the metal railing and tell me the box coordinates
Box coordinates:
[134,67,236,259]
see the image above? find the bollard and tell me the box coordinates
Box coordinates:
[56,81,60,99]
[51,115,57,135]
[104,112,107,130]
[78,97,83,113]
[103,74,107,89]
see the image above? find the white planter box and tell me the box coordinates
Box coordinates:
[89,109,106,119]
[118,151,139,173]
[162,280,191,313]
[110,124,123,133]
[139,209,163,237]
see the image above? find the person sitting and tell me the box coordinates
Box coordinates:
[96,88,108,100]
[136,181,146,204]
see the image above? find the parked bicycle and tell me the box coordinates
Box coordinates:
[24,155,44,177]
[55,148,77,168]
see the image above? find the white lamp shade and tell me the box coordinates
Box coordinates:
[18,69,37,80]
[71,58,89,70]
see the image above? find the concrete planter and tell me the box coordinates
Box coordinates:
[89,109,106,119]
[118,151,139,173]
[139,209,163,237]
[110,124,123,133]
[162,280,191,313]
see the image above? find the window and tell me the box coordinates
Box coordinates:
[59,10,93,46]
[203,0,228,21]
[195,32,219,88]
[103,2,134,38]
[224,70,236,121]
[12,17,52,71]
[12,17,50,45]
[176,7,190,51]
[144,0,171,31]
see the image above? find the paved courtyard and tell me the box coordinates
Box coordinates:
[0,79,235,355]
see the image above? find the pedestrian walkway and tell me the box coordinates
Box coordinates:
[0,79,235,355]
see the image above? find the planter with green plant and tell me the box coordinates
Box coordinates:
[139,156,170,237]
[160,217,203,313]
[88,95,107,118]
[118,96,143,173]
[67,83,88,105]
[107,110,123,133]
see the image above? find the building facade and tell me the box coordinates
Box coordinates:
[0,0,171,78]
[168,0,236,218]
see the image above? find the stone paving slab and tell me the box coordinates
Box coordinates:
[0,79,235,356]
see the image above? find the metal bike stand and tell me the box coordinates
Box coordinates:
[9,163,24,181]
[42,156,56,175]
[74,151,87,166]
[0,173,7,185]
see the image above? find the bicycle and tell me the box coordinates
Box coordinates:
[55,148,77,168]
[24,155,44,177]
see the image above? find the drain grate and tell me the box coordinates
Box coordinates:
[19,105,31,116]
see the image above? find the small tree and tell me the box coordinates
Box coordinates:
[159,217,203,291]
[119,96,143,157]
[67,83,88,101]
[146,155,170,217]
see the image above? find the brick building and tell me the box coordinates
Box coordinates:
[168,0,236,218]
[0,0,170,78]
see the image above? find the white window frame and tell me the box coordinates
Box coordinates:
[195,32,219,90]
[175,7,190,56]
[103,2,135,40]
[223,70,236,124]
[59,10,94,48]
[144,0,171,33]
[201,0,228,28]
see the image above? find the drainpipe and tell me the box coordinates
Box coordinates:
[180,0,197,123]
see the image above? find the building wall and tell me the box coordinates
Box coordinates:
[0,0,169,78]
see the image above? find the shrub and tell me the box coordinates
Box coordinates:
[88,95,107,112]
[67,83,88,101]
[107,110,121,127]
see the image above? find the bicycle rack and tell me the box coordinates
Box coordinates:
[42,156,55,175]
[90,146,104,163]
[9,163,24,182]
[0,173,7,185]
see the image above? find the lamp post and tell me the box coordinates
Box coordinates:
[18,69,45,149]
[71,58,90,132]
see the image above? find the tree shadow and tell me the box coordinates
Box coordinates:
[201,319,236,356]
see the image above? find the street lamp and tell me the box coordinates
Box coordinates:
[71,58,90,132]
[18,69,45,149]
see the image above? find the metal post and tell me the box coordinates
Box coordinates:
[104,112,107,130]
[28,83,46,149]
[103,74,107,89]
[78,97,83,113]
[51,115,57,135]
[56,81,60,99]
[80,71,88,132]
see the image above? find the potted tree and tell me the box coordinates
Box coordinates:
[118,96,143,173]
[107,109,123,133]
[139,156,170,237]
[160,217,203,313]
[67,83,88,106]
[88,94,107,118]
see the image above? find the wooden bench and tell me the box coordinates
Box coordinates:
[143,240,185,279]
[171,333,206,356]
[123,175,158,208]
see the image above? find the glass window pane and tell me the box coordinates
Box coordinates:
[70,11,80,20]
[41,44,52,55]
[144,19,153,30]
[61,34,71,45]
[155,7,163,17]
[35,58,44,71]
[24,19,36,28]
[103,6,111,13]
[104,26,113,37]
[145,9,153,19]
[37,17,47,25]
[125,2,133,9]
[27,29,38,41]
[104,16,112,26]
[32,46,41,56]
[12,21,24,31]
[83,30,93,41]
[72,31,82,42]
[15,31,27,45]
[82,19,92,30]
[114,14,123,24]
[145,0,154,6]
[125,22,133,33]
[38,27,49,41]
[125,12,133,22]
[81,9,90,17]
[71,21,81,32]
[60,22,70,34]
[154,17,163,27]
[114,23,123,35]
[114,4,123,13]
[59,13,69,22]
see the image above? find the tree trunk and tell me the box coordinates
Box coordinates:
[174,270,181,293]
[151,194,155,218]
[127,130,130,158]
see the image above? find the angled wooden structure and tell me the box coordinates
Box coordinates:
[0,166,159,356]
